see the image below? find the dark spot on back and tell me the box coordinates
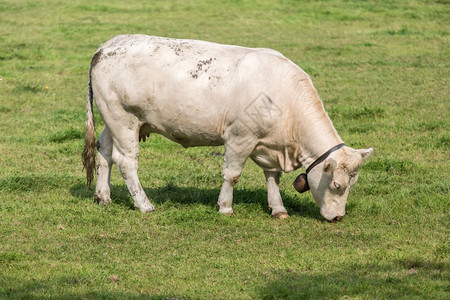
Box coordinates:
[199,58,213,65]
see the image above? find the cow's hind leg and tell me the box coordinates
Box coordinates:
[109,126,154,213]
[95,128,113,205]
[264,171,288,218]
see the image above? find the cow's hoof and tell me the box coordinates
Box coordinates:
[218,206,234,216]
[99,199,112,206]
[272,212,289,219]
[96,195,112,206]
[135,203,155,213]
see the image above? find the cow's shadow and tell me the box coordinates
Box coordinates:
[70,182,320,219]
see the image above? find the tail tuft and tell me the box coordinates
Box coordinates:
[82,67,96,187]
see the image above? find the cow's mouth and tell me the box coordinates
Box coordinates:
[329,215,344,222]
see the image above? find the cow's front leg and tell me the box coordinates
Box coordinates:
[217,144,254,215]
[264,171,288,218]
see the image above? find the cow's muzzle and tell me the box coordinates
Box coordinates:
[332,215,344,222]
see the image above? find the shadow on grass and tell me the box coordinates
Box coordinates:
[0,173,76,192]
[258,260,447,299]
[69,182,320,219]
[0,276,184,299]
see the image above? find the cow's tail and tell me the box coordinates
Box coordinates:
[82,66,96,188]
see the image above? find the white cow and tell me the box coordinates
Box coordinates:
[83,34,373,221]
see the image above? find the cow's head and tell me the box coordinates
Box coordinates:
[295,146,373,222]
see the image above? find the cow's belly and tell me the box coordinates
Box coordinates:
[132,92,232,147]
[152,126,224,148]
[144,109,227,147]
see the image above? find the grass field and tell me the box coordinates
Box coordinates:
[0,0,449,298]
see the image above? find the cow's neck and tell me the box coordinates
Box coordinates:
[294,85,343,170]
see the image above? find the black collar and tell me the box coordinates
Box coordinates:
[306,143,345,174]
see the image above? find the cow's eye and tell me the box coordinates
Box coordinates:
[349,172,359,184]
[333,181,341,189]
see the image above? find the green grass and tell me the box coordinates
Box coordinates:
[0,0,449,298]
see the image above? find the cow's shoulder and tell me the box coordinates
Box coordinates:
[253,47,286,59]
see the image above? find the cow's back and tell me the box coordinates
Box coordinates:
[90,34,298,147]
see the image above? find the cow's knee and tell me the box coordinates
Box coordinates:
[222,165,243,185]
[227,174,240,187]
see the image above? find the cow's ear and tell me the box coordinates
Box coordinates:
[323,158,337,174]
[357,148,374,162]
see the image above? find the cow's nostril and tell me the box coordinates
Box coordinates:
[334,215,343,222]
